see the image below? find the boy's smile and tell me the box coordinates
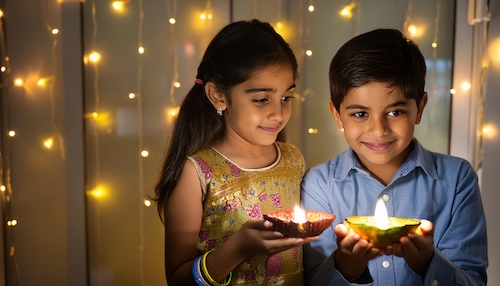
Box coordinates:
[330,81,427,184]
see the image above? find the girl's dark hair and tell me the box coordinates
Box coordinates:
[154,19,298,221]
[329,28,426,111]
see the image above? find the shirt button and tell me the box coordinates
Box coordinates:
[382,260,390,268]
[382,194,390,202]
[431,280,438,286]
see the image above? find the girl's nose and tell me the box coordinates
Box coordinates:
[268,101,284,121]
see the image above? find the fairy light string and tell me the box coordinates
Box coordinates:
[87,0,104,283]
[167,0,179,108]
[135,0,147,284]
[0,3,19,282]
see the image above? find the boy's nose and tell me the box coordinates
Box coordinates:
[367,117,389,137]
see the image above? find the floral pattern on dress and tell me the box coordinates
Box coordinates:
[226,197,241,211]
[194,157,213,180]
[266,252,283,277]
[227,160,240,177]
[246,204,262,219]
[270,194,281,208]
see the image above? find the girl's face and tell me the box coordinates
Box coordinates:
[224,64,296,147]
[331,81,427,172]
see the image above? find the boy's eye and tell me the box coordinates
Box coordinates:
[281,96,294,102]
[352,111,368,118]
[388,110,404,116]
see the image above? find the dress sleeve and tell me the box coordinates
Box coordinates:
[187,156,208,202]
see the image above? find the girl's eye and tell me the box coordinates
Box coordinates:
[253,98,268,104]
[388,110,404,116]
[281,96,294,102]
[352,111,368,118]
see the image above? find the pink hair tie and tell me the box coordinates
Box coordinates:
[194,78,204,85]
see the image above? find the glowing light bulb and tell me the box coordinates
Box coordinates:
[138,46,145,54]
[129,93,136,99]
[112,1,125,11]
[0,10,3,18]
[166,107,180,123]
[0,185,5,192]
[52,28,59,35]
[44,138,54,149]
[408,25,418,36]
[89,52,101,63]
[37,78,47,87]
[374,198,389,229]
[200,13,207,20]
[308,5,315,12]
[141,150,149,157]
[87,187,106,198]
[14,78,23,86]
[173,81,181,88]
[340,3,356,18]
[1,66,5,72]
[144,199,152,207]
[306,50,313,57]
[7,220,17,227]
[450,88,456,95]
[482,124,497,138]
[461,81,471,91]
[8,130,15,137]
[308,128,318,134]
[169,18,176,24]
[431,42,438,48]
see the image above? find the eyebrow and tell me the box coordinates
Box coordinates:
[344,100,408,110]
[245,83,296,93]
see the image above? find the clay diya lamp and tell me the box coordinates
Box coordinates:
[264,206,336,238]
[346,199,421,247]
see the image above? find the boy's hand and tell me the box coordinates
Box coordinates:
[334,222,383,280]
[386,219,434,277]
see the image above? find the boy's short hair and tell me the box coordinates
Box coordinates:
[329,29,426,111]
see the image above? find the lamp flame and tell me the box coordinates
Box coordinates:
[293,205,307,223]
[374,198,389,229]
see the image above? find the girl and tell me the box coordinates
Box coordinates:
[154,20,315,285]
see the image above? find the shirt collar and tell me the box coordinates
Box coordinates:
[335,138,439,181]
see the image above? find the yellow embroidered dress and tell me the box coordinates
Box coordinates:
[188,141,306,285]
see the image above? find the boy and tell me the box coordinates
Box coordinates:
[301,29,488,285]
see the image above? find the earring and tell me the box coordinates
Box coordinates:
[217,106,223,116]
[340,127,344,132]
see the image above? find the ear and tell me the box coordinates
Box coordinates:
[205,82,227,110]
[415,92,428,124]
[329,99,344,130]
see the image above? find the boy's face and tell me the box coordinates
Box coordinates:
[330,81,427,172]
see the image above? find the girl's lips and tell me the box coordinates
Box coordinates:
[260,126,280,132]
[363,141,392,151]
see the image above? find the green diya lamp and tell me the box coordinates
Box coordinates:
[264,206,336,238]
[346,199,421,247]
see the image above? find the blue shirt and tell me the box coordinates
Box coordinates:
[301,138,488,285]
